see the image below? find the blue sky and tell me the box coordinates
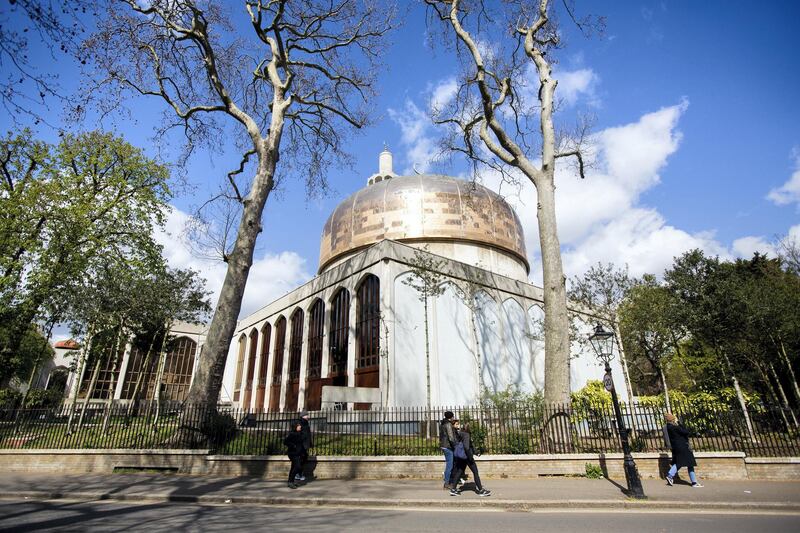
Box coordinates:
[3,1,799,323]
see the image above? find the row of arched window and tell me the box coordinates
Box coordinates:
[233,274,381,412]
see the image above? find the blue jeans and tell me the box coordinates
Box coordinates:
[441,447,454,483]
[668,464,697,484]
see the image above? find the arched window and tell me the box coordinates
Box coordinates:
[233,333,247,402]
[121,342,159,400]
[328,288,350,380]
[307,300,325,380]
[305,299,325,411]
[242,329,258,409]
[269,316,286,411]
[285,308,304,411]
[161,336,197,402]
[255,322,271,411]
[355,274,380,408]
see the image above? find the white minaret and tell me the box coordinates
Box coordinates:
[368,145,397,185]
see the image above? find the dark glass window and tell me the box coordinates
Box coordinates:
[356,274,380,369]
[328,288,350,376]
[307,299,324,379]
[288,309,304,380]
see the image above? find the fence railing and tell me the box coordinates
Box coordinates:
[1,400,798,457]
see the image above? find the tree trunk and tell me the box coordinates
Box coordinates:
[151,326,170,431]
[76,356,102,430]
[731,374,756,443]
[536,178,571,404]
[770,363,799,429]
[779,339,800,407]
[67,327,94,433]
[102,322,126,433]
[183,150,278,409]
[756,362,790,431]
[126,331,159,419]
[613,323,637,438]
[175,128,281,447]
[423,294,432,412]
[659,362,671,413]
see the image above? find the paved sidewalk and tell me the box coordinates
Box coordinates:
[1,473,800,512]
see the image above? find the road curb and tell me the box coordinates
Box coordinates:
[3,491,800,513]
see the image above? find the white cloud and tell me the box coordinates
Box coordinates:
[732,235,776,258]
[767,150,800,207]
[561,208,729,278]
[429,77,458,113]
[388,99,440,174]
[155,206,312,320]
[475,99,750,282]
[557,68,600,107]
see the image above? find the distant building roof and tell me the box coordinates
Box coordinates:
[54,339,80,350]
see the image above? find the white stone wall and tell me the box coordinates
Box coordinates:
[433,283,478,406]
[393,272,428,406]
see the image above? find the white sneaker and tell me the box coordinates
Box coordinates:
[666,475,674,486]
[295,474,306,481]
[692,482,703,488]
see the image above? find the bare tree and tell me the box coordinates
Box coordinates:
[425,0,601,404]
[84,1,394,419]
[0,0,93,124]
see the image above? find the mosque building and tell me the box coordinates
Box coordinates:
[218,149,630,410]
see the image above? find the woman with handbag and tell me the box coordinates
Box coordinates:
[448,422,491,497]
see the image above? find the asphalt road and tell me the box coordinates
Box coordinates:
[1,500,799,532]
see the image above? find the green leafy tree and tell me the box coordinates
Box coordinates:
[569,263,637,408]
[618,275,677,410]
[0,130,172,378]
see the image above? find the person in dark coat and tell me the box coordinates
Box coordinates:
[439,411,457,489]
[448,422,491,497]
[297,411,312,482]
[664,412,703,487]
[284,421,304,489]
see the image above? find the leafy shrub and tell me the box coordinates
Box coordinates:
[23,388,63,409]
[0,389,22,409]
[202,411,238,447]
[585,463,603,479]
[498,430,531,454]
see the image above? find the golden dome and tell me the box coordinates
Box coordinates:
[319,173,528,273]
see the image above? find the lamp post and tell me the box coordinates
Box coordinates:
[589,324,646,499]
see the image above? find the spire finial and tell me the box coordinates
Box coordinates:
[383,141,389,152]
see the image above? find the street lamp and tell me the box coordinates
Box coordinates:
[589,324,646,499]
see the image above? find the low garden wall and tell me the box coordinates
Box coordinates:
[2,449,796,480]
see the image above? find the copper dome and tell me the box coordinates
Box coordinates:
[319,174,528,273]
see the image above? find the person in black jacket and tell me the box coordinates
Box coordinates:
[439,411,457,489]
[284,421,305,489]
[664,412,703,488]
[448,422,491,497]
[296,411,313,482]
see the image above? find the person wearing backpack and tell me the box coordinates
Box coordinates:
[284,421,305,489]
[448,422,491,497]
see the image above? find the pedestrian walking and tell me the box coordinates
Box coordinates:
[439,411,458,489]
[449,422,491,497]
[664,412,703,488]
[297,411,312,482]
[284,421,304,489]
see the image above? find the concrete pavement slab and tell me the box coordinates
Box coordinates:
[1,473,799,512]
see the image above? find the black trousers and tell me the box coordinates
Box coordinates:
[288,455,303,483]
[449,457,483,491]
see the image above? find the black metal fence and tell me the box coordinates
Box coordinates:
[1,400,798,457]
